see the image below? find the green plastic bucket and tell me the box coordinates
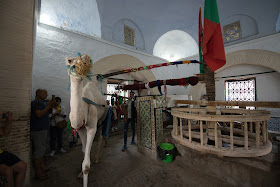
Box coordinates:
[159,143,175,163]
[162,154,173,163]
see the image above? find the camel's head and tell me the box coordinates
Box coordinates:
[66,54,92,79]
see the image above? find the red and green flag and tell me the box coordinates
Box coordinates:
[198,8,205,73]
[202,0,226,72]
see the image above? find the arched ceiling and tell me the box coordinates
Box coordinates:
[39,0,280,60]
[97,0,280,55]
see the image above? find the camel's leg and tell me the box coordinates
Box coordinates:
[78,128,87,153]
[83,126,97,187]
[104,137,108,147]
[95,130,103,163]
[77,128,87,179]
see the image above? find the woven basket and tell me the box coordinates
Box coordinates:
[74,54,92,77]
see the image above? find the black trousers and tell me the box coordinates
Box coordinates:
[123,118,135,145]
[50,125,64,151]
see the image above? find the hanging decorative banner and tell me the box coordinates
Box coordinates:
[122,60,199,73]
[118,76,199,91]
[101,60,203,78]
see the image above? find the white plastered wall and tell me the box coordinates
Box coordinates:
[33,24,198,118]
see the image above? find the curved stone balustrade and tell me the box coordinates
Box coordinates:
[171,107,272,157]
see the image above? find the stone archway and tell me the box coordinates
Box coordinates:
[217,49,280,73]
[190,49,280,99]
[92,54,157,94]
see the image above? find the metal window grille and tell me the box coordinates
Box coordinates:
[124,25,135,46]
[225,78,256,109]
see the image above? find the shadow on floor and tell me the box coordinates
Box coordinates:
[31,133,234,187]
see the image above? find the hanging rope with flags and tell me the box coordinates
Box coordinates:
[100,60,203,78]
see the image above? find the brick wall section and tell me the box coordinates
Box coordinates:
[0,0,35,185]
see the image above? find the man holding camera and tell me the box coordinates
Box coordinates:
[0,112,27,187]
[30,89,55,180]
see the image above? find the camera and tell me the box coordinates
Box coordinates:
[2,113,8,119]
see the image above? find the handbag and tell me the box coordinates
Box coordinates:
[56,120,67,128]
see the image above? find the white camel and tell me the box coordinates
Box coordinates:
[66,54,107,187]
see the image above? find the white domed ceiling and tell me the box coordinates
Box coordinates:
[153,30,198,61]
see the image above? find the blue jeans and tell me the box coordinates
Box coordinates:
[102,107,112,138]
[124,118,135,146]
[50,125,64,151]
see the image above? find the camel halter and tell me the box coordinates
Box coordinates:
[70,119,86,135]
[66,54,104,95]
[82,97,106,107]
[67,54,93,80]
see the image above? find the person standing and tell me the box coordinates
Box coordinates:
[122,91,136,152]
[0,112,27,187]
[102,100,112,146]
[30,89,55,180]
[111,101,119,131]
[49,97,67,156]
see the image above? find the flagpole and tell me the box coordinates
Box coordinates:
[202,0,226,101]
[199,8,205,74]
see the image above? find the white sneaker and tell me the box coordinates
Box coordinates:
[50,150,55,156]
[60,148,66,153]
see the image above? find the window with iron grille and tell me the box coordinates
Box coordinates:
[124,25,135,46]
[225,78,256,109]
